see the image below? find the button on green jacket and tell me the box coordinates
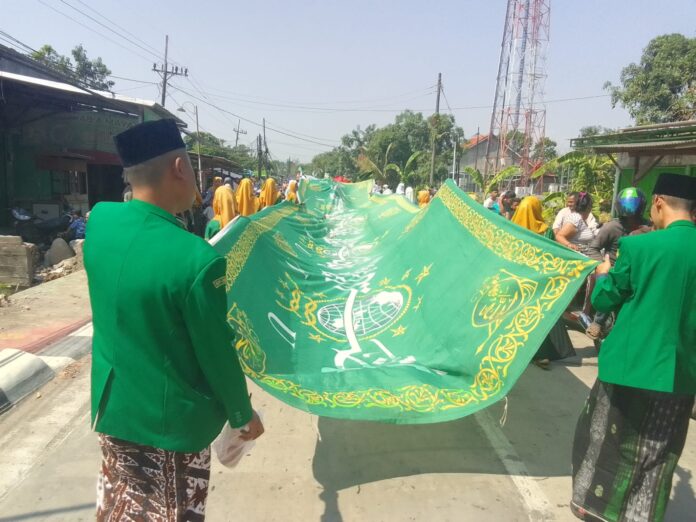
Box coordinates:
[85,199,252,452]
[592,220,696,394]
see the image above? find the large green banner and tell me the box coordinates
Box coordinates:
[213,179,595,423]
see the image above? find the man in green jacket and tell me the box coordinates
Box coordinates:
[571,172,696,522]
[85,119,263,521]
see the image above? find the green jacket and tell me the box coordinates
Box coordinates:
[85,199,252,452]
[592,220,696,394]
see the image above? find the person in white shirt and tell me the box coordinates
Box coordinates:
[405,186,415,203]
[555,192,596,253]
[483,189,500,209]
[553,192,598,239]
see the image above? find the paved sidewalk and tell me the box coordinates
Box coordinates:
[0,271,91,411]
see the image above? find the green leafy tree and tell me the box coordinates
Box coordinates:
[184,132,256,171]
[532,137,557,163]
[605,33,696,124]
[31,43,114,90]
[578,125,616,138]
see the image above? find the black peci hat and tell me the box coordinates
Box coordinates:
[653,172,696,200]
[114,119,186,167]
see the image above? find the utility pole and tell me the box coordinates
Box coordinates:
[451,132,458,181]
[429,72,442,186]
[233,119,247,147]
[262,118,270,174]
[257,134,263,178]
[152,35,188,107]
[194,105,202,190]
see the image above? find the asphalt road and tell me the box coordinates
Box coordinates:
[0,332,694,522]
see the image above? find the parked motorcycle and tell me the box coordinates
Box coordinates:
[10,207,71,245]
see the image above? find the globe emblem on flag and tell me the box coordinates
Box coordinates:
[317,290,405,339]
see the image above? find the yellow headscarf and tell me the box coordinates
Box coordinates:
[212,185,237,228]
[287,180,298,203]
[417,189,431,208]
[236,178,257,217]
[511,196,548,234]
[258,178,280,210]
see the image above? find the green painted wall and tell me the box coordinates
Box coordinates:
[619,164,693,200]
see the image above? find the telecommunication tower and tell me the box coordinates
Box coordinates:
[484,0,550,186]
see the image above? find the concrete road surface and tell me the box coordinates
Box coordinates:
[0,332,694,522]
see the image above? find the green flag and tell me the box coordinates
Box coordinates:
[213,179,596,423]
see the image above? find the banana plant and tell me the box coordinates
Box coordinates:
[356,142,395,182]
[385,150,424,185]
[463,165,521,194]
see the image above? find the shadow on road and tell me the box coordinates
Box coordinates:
[0,503,94,521]
[311,362,592,521]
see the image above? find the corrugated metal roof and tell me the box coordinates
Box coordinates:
[0,70,184,124]
[589,139,696,152]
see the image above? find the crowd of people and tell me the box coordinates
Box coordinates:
[81,119,696,522]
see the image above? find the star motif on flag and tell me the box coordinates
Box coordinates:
[415,264,433,284]
[275,289,285,299]
[401,269,412,280]
[413,296,423,311]
[279,279,290,290]
[391,325,407,336]
[378,277,391,287]
[309,333,324,343]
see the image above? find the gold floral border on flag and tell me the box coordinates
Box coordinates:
[436,184,595,277]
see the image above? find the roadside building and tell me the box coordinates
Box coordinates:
[571,120,696,212]
[0,44,184,226]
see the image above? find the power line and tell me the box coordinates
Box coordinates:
[167,83,338,149]
[108,74,158,85]
[34,0,153,63]
[178,89,436,113]
[72,0,164,57]
[181,82,438,107]
[0,30,38,54]
[57,0,163,61]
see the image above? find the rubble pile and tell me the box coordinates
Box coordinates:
[34,239,85,283]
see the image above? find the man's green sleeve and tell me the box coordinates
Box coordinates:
[185,257,253,428]
[591,244,632,312]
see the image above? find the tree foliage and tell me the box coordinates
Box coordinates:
[31,44,115,90]
[184,131,256,171]
[308,110,464,188]
[605,33,696,124]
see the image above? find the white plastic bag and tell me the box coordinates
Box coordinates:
[212,410,262,468]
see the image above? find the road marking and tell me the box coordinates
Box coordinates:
[0,361,90,501]
[475,409,554,522]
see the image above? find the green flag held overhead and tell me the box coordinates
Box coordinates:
[212,179,596,423]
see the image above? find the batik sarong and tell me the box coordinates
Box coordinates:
[571,379,693,522]
[97,434,211,522]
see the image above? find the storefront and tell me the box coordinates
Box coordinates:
[0,47,184,226]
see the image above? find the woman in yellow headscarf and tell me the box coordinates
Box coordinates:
[258,178,280,210]
[417,188,431,208]
[511,196,572,367]
[205,185,237,239]
[286,179,298,204]
[236,178,257,217]
[510,196,553,239]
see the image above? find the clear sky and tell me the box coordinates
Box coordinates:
[3,0,696,162]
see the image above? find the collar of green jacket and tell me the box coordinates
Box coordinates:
[666,219,695,230]
[129,199,182,228]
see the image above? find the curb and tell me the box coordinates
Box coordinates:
[20,316,92,355]
[0,350,54,413]
[0,323,92,413]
